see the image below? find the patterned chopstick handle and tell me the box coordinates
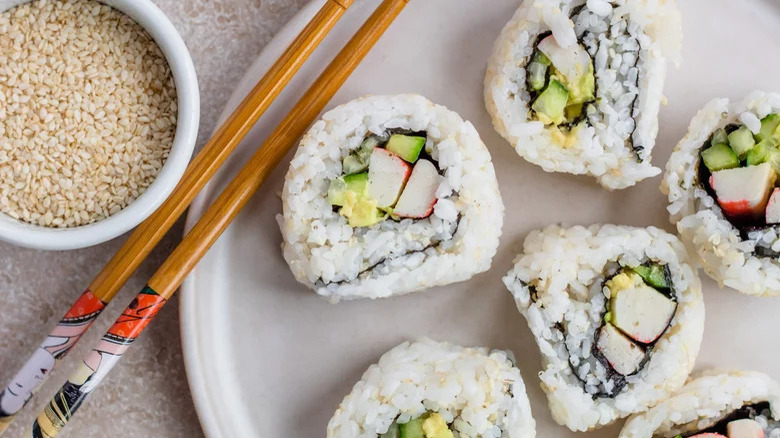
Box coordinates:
[27,286,166,438]
[0,290,106,435]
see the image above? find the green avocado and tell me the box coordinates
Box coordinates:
[747,138,776,166]
[328,172,368,206]
[399,418,425,438]
[557,62,595,106]
[327,172,384,227]
[727,126,756,159]
[532,50,551,66]
[632,264,669,290]
[757,113,780,142]
[386,134,425,163]
[768,148,780,174]
[531,49,595,125]
[532,79,569,125]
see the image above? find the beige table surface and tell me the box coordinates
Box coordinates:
[0,0,308,436]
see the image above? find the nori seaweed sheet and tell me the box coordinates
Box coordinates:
[566,263,677,399]
[680,402,771,437]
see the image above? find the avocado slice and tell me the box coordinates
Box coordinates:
[757,113,780,142]
[747,138,775,166]
[345,198,385,227]
[328,172,385,227]
[701,143,739,172]
[768,148,780,174]
[728,126,756,159]
[631,264,669,290]
[399,418,425,438]
[343,135,383,174]
[532,79,569,125]
[565,103,584,121]
[527,61,548,92]
[532,50,551,66]
[386,134,425,163]
[559,62,595,106]
[711,128,729,146]
[327,172,369,206]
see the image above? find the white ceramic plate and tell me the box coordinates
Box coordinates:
[180,1,780,436]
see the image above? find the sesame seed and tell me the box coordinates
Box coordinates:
[0,0,177,228]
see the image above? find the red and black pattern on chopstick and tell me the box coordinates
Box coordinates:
[29,287,166,438]
[24,0,407,436]
[0,0,353,434]
[0,290,106,433]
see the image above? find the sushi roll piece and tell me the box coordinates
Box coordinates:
[619,370,780,438]
[662,91,780,296]
[484,0,681,189]
[503,224,705,431]
[278,95,504,302]
[326,339,536,438]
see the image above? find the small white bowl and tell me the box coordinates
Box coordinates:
[0,0,200,251]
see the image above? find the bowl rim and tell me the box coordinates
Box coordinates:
[0,0,200,251]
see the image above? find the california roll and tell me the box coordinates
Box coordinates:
[503,224,705,431]
[663,91,780,296]
[278,95,504,302]
[484,0,681,189]
[326,339,536,438]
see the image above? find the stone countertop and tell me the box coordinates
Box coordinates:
[0,0,308,436]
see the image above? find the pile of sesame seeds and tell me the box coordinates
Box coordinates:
[0,0,177,228]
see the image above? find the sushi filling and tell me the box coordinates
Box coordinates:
[526,6,644,156]
[560,261,677,398]
[526,33,596,130]
[380,412,459,438]
[698,115,780,257]
[667,402,779,438]
[328,131,445,228]
[315,129,462,287]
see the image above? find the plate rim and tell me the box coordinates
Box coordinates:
[179,1,322,436]
[176,1,780,436]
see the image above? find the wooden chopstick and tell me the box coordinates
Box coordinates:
[0,0,352,434]
[26,0,409,436]
[94,0,354,303]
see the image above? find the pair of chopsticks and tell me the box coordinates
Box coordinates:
[0,0,410,436]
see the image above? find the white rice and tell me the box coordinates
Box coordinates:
[661,91,780,296]
[278,94,504,302]
[484,0,681,190]
[326,339,536,438]
[620,370,780,438]
[503,224,705,431]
